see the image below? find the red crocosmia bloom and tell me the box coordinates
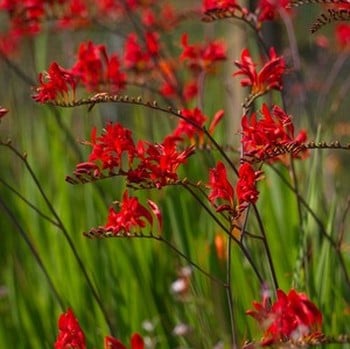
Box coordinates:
[180,33,227,73]
[130,333,144,349]
[71,41,126,93]
[145,31,159,56]
[208,161,235,212]
[335,23,350,49]
[142,4,177,31]
[241,103,307,162]
[54,308,86,349]
[130,136,195,188]
[57,0,90,29]
[107,55,127,93]
[87,123,136,172]
[105,336,126,349]
[160,81,176,97]
[123,33,154,72]
[247,289,323,344]
[172,107,207,143]
[0,29,21,55]
[104,333,144,349]
[233,47,285,95]
[105,191,154,234]
[236,162,261,211]
[256,0,291,22]
[203,0,239,12]
[183,80,198,101]
[33,62,77,103]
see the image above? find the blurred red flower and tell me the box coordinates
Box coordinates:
[105,333,144,349]
[247,289,323,345]
[203,0,239,12]
[55,308,86,349]
[180,33,226,73]
[256,0,290,22]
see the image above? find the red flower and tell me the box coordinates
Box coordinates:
[203,0,239,12]
[241,103,307,162]
[233,47,285,95]
[180,33,226,73]
[33,62,77,103]
[247,289,323,344]
[123,33,156,72]
[54,308,86,349]
[57,0,90,29]
[236,163,261,211]
[172,107,207,143]
[105,333,144,349]
[183,80,198,101]
[87,123,136,172]
[71,41,126,93]
[105,191,155,234]
[207,161,235,212]
[256,0,290,22]
[129,136,195,188]
[336,23,350,49]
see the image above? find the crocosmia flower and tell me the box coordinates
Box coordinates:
[247,289,323,345]
[54,308,86,349]
[105,191,154,234]
[203,0,239,12]
[233,47,285,96]
[236,162,262,211]
[208,161,235,212]
[256,0,290,22]
[180,33,226,73]
[241,103,307,162]
[105,334,144,349]
[33,62,77,103]
[335,23,350,49]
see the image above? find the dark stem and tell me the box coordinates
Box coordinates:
[0,176,60,227]
[1,142,115,334]
[0,195,65,310]
[252,204,279,292]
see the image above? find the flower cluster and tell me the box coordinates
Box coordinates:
[104,191,162,236]
[123,32,159,73]
[54,309,144,349]
[180,33,227,74]
[207,161,262,217]
[241,104,308,162]
[246,289,323,345]
[32,62,77,103]
[69,122,195,189]
[33,41,126,102]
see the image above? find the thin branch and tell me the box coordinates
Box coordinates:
[269,164,350,289]
[0,195,65,310]
[49,94,239,175]
[0,141,115,334]
[0,176,60,227]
